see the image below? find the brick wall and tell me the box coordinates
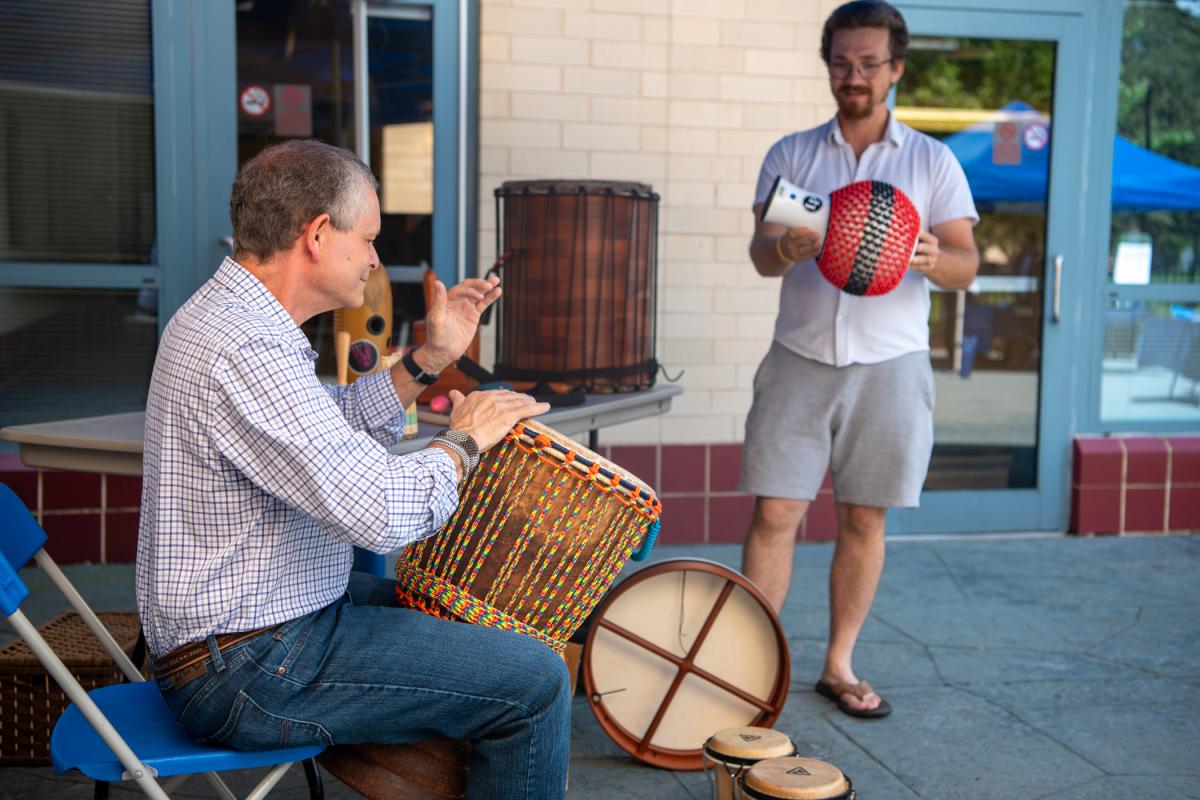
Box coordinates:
[477,0,843,446]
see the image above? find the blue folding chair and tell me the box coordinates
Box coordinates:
[0,483,326,799]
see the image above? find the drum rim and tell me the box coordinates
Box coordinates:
[739,774,855,800]
[514,419,659,514]
[581,558,792,772]
[496,178,659,199]
[703,744,799,768]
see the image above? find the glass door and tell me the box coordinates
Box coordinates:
[887,6,1092,533]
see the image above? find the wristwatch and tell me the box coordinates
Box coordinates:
[401,347,440,386]
[432,428,481,474]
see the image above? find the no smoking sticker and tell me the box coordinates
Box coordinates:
[239,85,271,117]
[1023,122,1049,151]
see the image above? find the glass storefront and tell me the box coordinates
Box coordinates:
[1100,1,1200,426]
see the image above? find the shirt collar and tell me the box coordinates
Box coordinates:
[212,257,318,359]
[828,111,905,148]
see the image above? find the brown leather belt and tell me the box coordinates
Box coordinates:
[153,625,279,688]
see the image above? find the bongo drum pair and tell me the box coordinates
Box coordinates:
[704,727,855,800]
[704,727,796,800]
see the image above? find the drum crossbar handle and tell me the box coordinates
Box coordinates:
[509,424,662,520]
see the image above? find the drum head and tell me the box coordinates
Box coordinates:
[582,559,790,770]
[705,727,795,766]
[517,418,657,503]
[741,757,851,800]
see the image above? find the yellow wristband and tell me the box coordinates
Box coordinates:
[775,236,793,264]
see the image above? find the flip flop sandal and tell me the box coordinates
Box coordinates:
[814,679,893,719]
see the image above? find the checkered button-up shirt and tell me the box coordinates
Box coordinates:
[136,258,458,657]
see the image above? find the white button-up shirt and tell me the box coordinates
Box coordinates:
[136,258,458,656]
[754,114,978,366]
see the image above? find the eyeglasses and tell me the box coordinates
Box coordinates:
[827,58,894,80]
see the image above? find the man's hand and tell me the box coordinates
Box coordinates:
[777,227,822,264]
[911,220,979,290]
[447,389,550,452]
[422,275,502,373]
[909,230,940,277]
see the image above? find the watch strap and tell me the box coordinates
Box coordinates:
[401,348,439,385]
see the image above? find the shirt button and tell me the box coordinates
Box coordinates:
[836,313,845,322]
[276,666,286,676]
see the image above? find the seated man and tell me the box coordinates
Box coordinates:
[136,139,567,799]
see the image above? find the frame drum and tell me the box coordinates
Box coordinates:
[583,559,790,770]
[739,757,855,800]
[703,727,796,800]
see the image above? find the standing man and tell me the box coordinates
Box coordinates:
[739,1,979,718]
[138,139,568,798]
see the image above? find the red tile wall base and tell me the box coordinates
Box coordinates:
[0,466,144,565]
[6,436,1193,563]
[1071,435,1200,535]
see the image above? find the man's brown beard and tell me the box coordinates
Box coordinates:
[837,88,877,120]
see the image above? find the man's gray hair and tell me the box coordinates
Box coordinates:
[230,139,379,261]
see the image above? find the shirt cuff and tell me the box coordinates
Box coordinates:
[356,368,408,431]
[399,446,460,531]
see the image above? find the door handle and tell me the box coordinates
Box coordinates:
[219,236,234,253]
[1051,254,1063,323]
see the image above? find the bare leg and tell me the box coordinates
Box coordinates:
[820,502,887,712]
[741,496,809,613]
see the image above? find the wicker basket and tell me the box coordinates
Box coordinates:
[0,612,143,766]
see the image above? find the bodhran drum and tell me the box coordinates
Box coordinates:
[704,727,796,800]
[492,180,660,393]
[739,757,855,800]
[394,418,661,654]
[583,559,791,770]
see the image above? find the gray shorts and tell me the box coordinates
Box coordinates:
[738,343,934,508]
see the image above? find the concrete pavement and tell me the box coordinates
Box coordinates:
[2,534,1198,799]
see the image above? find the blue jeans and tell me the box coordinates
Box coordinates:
[156,572,571,800]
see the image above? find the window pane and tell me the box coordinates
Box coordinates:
[0,289,156,434]
[0,1,155,265]
[1108,2,1200,286]
[1101,302,1200,423]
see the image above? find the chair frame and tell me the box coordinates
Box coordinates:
[0,484,324,800]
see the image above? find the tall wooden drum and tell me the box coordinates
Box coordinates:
[492,180,660,393]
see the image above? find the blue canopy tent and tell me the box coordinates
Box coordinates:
[943,101,1200,211]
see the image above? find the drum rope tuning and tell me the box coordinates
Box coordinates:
[395,420,661,654]
[493,180,661,392]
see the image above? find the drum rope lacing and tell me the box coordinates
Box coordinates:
[395,425,661,650]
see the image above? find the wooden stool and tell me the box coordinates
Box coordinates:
[318,643,582,799]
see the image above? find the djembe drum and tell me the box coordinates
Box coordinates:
[394,418,661,653]
[704,727,797,800]
[492,180,659,393]
[320,420,661,799]
[739,757,856,800]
